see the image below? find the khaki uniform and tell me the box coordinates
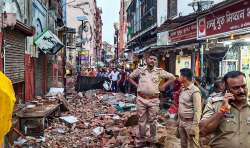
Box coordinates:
[178,84,202,148]
[129,66,174,144]
[202,96,250,148]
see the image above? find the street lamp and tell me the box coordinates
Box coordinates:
[76,15,89,70]
[76,15,88,47]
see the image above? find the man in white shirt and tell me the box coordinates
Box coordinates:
[109,68,120,92]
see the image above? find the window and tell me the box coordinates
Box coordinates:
[168,0,177,18]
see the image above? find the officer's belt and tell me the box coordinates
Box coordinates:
[179,114,194,122]
[138,92,159,99]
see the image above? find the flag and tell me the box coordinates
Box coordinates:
[195,53,200,78]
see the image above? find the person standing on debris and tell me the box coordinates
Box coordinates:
[109,68,120,92]
[128,52,175,147]
[118,67,127,93]
[200,71,250,148]
[178,68,202,148]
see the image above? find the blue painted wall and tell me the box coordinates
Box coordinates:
[32,0,47,38]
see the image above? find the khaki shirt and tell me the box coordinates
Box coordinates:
[178,84,202,124]
[202,97,250,148]
[129,66,174,95]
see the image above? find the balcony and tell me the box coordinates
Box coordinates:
[127,0,157,40]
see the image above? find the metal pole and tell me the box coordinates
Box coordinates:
[81,20,84,47]
[78,21,84,71]
[63,32,67,98]
[96,47,98,68]
[115,30,118,67]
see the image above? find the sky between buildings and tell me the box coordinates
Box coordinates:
[97,0,120,45]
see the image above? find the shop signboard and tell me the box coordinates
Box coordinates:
[80,50,89,62]
[175,55,191,76]
[157,31,169,45]
[198,1,250,39]
[169,22,197,43]
[34,30,64,55]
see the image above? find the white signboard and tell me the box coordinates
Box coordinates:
[157,31,169,46]
[34,30,64,54]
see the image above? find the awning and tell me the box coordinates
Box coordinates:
[34,30,64,55]
[15,21,36,36]
[124,48,132,53]
[134,43,157,55]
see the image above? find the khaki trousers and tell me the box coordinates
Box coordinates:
[179,120,200,148]
[136,96,160,144]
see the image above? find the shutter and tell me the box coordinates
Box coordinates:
[35,52,44,96]
[4,29,25,84]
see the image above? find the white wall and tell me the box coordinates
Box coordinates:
[157,0,168,27]
[66,0,97,66]
[177,0,194,17]
[177,0,226,17]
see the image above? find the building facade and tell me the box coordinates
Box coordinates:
[126,0,157,68]
[118,0,127,56]
[0,1,35,101]
[32,0,64,97]
[95,7,103,66]
[66,0,100,68]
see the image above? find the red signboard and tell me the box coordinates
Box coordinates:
[169,22,197,43]
[198,1,250,39]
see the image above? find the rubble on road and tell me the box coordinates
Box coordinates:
[14,85,180,147]
[39,89,139,147]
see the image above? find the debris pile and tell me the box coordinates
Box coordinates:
[14,84,180,147]
[40,89,139,147]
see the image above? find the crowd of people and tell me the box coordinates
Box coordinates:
[78,67,133,93]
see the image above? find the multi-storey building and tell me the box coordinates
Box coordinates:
[66,0,100,68]
[118,0,126,56]
[156,0,233,76]
[31,0,64,97]
[126,0,157,67]
[0,1,35,101]
[95,7,103,65]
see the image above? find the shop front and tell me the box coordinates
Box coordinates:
[197,0,250,89]
[3,21,35,101]
[79,50,90,68]
[34,30,64,95]
[168,21,198,75]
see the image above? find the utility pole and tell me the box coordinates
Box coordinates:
[113,23,119,67]
[63,31,67,98]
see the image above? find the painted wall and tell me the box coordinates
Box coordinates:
[32,0,48,38]
[66,0,97,66]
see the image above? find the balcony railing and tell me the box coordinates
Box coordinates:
[127,6,157,40]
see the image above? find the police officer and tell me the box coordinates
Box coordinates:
[200,71,250,148]
[128,52,175,147]
[178,68,202,148]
